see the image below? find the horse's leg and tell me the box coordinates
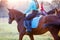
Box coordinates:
[49,27,60,40]
[19,32,25,40]
[29,34,34,40]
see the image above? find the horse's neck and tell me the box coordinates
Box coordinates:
[15,17,25,32]
[16,17,25,25]
[15,13,25,24]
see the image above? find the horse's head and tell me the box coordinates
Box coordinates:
[8,9,25,24]
[8,9,15,24]
[47,8,56,15]
[52,8,60,16]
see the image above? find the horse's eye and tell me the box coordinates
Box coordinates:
[9,16,11,19]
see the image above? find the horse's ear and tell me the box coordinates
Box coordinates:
[55,8,58,15]
[7,8,10,11]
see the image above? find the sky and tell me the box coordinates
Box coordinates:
[7,0,53,11]
[7,0,53,5]
[7,0,53,7]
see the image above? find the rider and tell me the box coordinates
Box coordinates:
[24,0,39,33]
[40,2,47,16]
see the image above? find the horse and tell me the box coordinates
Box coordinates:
[44,8,60,29]
[8,9,60,40]
[47,8,57,15]
[43,8,60,40]
[39,8,57,16]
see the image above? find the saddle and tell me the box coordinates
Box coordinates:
[24,15,43,28]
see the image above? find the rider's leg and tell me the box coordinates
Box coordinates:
[25,10,38,33]
[25,20,32,32]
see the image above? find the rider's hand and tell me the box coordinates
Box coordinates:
[24,14,26,17]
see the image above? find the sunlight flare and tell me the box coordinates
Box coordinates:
[7,0,19,4]
[43,0,52,3]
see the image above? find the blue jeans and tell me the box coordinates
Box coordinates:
[25,20,32,32]
[25,10,38,32]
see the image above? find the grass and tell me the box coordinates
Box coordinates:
[0,18,60,40]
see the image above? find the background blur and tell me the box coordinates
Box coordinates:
[0,0,60,40]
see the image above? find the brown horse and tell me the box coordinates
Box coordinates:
[44,15,60,40]
[43,8,60,40]
[47,8,57,15]
[44,8,60,29]
[8,9,60,40]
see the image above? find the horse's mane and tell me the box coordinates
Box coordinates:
[8,9,24,16]
[8,9,25,21]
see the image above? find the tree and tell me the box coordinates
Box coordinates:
[0,0,8,8]
[0,0,8,17]
[52,0,60,8]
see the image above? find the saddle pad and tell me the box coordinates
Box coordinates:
[31,15,42,28]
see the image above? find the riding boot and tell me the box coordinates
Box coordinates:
[25,20,32,33]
